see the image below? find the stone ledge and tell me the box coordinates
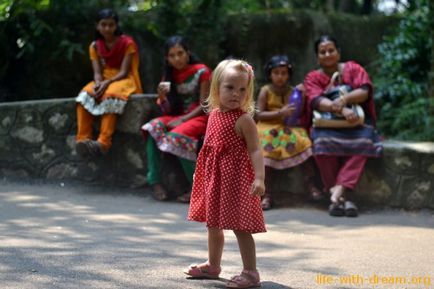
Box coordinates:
[0,96,433,209]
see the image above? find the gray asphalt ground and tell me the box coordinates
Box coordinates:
[1,181,433,289]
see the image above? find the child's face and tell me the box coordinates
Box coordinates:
[96,18,117,40]
[270,66,289,87]
[166,44,189,70]
[218,68,249,112]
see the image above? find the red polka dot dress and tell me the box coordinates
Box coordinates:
[188,109,266,233]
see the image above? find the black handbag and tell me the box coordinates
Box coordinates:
[312,72,364,128]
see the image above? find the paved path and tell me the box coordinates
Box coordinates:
[1,181,433,289]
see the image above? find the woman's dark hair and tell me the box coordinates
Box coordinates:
[264,55,293,81]
[94,8,123,40]
[314,35,340,55]
[163,35,201,115]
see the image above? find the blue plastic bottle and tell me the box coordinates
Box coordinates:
[285,88,302,126]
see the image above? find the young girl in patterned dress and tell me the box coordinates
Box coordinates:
[185,59,266,288]
[256,55,321,209]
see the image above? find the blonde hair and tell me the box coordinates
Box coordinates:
[204,59,255,115]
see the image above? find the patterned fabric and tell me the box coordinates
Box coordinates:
[76,35,142,116]
[188,109,266,233]
[173,64,210,111]
[311,124,383,157]
[141,115,207,161]
[76,91,126,115]
[257,85,312,169]
[304,61,383,158]
[142,64,211,161]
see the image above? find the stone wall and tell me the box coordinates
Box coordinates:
[1,97,433,209]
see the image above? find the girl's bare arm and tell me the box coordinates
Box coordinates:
[235,114,265,196]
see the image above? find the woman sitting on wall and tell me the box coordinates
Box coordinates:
[304,35,382,217]
[75,8,142,158]
[141,36,211,203]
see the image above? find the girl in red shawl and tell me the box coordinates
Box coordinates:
[75,9,142,158]
[141,36,211,203]
[304,35,382,217]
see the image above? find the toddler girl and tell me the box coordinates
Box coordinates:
[185,59,266,288]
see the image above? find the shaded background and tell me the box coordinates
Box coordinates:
[0,0,432,140]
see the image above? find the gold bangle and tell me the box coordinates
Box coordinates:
[340,94,347,105]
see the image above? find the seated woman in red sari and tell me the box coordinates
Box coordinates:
[304,35,382,217]
[141,36,211,203]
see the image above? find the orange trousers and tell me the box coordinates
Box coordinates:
[76,104,117,151]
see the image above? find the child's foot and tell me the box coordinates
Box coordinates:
[226,269,261,288]
[184,262,221,279]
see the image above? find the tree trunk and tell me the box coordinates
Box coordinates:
[430,0,434,98]
[326,0,335,12]
[361,0,373,14]
[338,0,356,13]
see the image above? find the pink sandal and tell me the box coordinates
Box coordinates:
[226,269,261,288]
[184,262,221,279]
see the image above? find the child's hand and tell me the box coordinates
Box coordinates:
[341,107,358,122]
[278,104,296,117]
[251,178,265,196]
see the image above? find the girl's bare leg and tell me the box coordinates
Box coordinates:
[233,230,256,271]
[208,227,224,267]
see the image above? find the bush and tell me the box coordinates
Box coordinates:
[374,0,433,141]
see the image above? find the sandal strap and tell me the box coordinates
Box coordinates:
[228,270,260,287]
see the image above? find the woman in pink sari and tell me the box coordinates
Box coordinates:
[304,35,382,217]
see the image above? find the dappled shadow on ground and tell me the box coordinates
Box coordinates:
[0,181,433,288]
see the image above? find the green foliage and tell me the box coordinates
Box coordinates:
[0,0,130,101]
[374,0,433,140]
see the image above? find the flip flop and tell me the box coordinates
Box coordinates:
[344,201,358,217]
[328,203,345,217]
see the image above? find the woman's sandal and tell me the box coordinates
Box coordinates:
[328,202,345,217]
[75,140,91,159]
[151,184,169,201]
[328,187,345,217]
[344,200,358,217]
[184,262,221,279]
[261,194,272,210]
[76,140,107,159]
[226,269,261,288]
